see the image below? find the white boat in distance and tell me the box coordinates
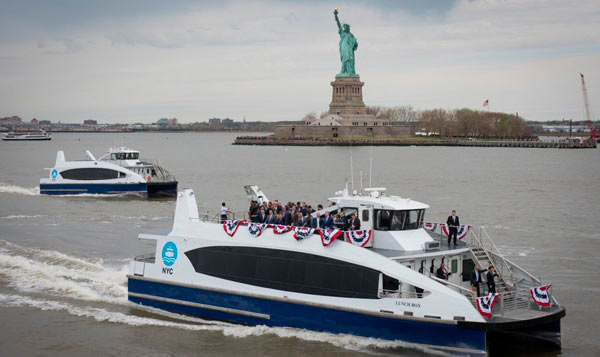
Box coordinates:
[2,130,51,141]
[40,146,177,197]
[128,185,565,355]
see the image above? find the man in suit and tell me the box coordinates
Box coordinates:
[265,209,277,224]
[256,207,267,223]
[470,265,488,297]
[436,263,452,280]
[349,213,361,231]
[446,210,460,246]
[486,266,499,294]
[322,211,334,229]
[281,206,292,226]
[311,212,323,229]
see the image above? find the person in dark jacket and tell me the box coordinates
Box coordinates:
[322,211,334,229]
[349,213,361,231]
[470,265,488,297]
[446,210,460,245]
[486,266,499,294]
[265,209,277,224]
[436,263,452,280]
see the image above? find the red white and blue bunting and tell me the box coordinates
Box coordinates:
[319,228,343,246]
[223,219,246,237]
[293,227,315,241]
[440,223,472,240]
[272,225,293,235]
[530,284,552,307]
[248,223,267,237]
[423,222,439,232]
[476,293,500,318]
[346,230,372,247]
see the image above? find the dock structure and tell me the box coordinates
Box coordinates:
[234,136,597,149]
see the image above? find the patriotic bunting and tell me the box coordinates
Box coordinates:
[346,229,372,247]
[293,227,315,240]
[272,225,293,234]
[423,222,439,232]
[223,219,246,237]
[248,223,267,237]
[530,284,552,307]
[440,223,472,240]
[476,293,500,318]
[319,228,343,246]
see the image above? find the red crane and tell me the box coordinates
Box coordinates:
[580,73,598,140]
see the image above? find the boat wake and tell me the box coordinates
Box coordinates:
[0,241,444,355]
[0,183,39,196]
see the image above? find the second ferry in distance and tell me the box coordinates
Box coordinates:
[40,146,177,197]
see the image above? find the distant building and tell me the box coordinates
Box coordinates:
[39,120,51,125]
[84,119,98,125]
[0,116,22,126]
[222,118,234,126]
[208,118,221,126]
[156,118,170,126]
[30,118,38,125]
[168,118,178,126]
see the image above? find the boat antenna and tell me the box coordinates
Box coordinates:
[369,135,373,188]
[350,133,354,192]
[360,170,363,191]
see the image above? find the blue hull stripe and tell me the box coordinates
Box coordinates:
[40,183,147,195]
[128,277,486,353]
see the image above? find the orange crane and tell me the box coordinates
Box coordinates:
[579,73,598,140]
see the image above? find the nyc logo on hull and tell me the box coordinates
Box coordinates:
[161,241,177,275]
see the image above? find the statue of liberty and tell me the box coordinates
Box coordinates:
[334,8,358,77]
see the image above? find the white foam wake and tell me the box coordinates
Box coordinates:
[0,293,442,355]
[0,183,39,196]
[0,241,127,305]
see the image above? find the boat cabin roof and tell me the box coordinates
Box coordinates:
[328,188,429,210]
[107,146,139,154]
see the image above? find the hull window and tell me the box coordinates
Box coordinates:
[185,246,380,299]
[60,168,121,180]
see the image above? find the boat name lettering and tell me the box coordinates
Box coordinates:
[162,267,174,275]
[396,301,421,308]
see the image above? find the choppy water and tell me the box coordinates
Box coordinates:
[0,132,599,356]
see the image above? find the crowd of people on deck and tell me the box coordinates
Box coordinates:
[245,199,361,231]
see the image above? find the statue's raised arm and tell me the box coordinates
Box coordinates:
[334,8,342,33]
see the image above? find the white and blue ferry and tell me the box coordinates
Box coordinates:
[128,186,565,355]
[40,147,177,197]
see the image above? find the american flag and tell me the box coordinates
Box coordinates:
[483,99,489,107]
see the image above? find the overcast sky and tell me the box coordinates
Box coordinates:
[1,0,599,123]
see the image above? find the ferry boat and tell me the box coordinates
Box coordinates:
[40,146,177,197]
[127,185,565,355]
[2,130,51,141]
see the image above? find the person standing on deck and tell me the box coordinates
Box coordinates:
[470,265,488,297]
[220,202,231,223]
[446,210,460,246]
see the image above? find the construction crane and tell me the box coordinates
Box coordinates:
[579,73,598,141]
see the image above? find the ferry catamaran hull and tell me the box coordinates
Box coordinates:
[128,189,564,355]
[40,148,177,197]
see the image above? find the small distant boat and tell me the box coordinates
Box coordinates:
[2,130,51,141]
[40,146,177,197]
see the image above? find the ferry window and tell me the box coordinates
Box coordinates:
[60,168,120,180]
[111,154,117,160]
[132,153,139,159]
[118,172,125,178]
[151,169,156,176]
[374,209,425,231]
[186,246,380,299]
[362,209,369,222]
[451,259,458,274]
[126,153,133,159]
[462,259,475,282]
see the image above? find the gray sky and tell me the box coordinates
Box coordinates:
[1,0,599,123]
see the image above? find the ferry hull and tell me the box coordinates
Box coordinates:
[40,183,147,196]
[127,276,487,355]
[146,181,178,198]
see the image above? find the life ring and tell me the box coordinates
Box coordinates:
[147,176,151,181]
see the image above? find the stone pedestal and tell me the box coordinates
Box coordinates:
[329,76,368,116]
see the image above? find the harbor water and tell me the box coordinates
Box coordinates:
[0,132,598,356]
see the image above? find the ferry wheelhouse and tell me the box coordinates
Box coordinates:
[40,146,177,197]
[127,185,564,355]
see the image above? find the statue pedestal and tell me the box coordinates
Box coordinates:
[329,76,371,119]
